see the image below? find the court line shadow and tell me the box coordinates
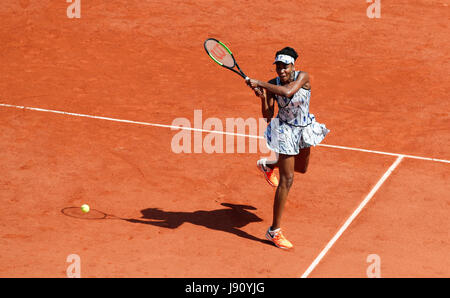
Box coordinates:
[126,203,272,245]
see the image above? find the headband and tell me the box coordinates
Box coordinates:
[273,54,295,65]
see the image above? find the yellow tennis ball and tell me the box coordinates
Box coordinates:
[81,204,90,213]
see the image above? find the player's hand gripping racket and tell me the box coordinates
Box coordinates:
[204,38,263,96]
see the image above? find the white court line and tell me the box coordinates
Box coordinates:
[301,155,405,278]
[1,103,449,164]
[318,143,450,164]
[0,103,259,139]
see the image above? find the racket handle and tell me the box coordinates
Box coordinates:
[245,76,250,82]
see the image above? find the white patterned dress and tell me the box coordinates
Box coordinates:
[264,71,330,155]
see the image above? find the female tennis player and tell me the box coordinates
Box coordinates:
[247,47,329,249]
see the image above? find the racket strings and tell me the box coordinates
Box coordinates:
[205,39,235,67]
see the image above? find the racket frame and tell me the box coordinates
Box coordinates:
[204,38,249,80]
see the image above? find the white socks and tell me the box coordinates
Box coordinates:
[260,158,267,168]
[269,227,281,235]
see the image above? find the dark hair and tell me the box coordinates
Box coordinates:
[275,47,298,61]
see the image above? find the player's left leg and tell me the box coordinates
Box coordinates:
[256,154,280,187]
[294,147,310,173]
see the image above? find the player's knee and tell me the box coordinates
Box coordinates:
[280,173,294,189]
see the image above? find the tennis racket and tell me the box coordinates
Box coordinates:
[204,38,249,81]
[204,38,263,96]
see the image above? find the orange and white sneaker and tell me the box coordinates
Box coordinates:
[257,159,278,187]
[265,227,293,249]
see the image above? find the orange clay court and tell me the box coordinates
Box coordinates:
[0,0,449,277]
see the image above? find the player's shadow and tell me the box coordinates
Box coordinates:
[126,203,270,245]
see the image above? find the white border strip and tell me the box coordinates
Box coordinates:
[1,103,449,164]
[300,155,404,278]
